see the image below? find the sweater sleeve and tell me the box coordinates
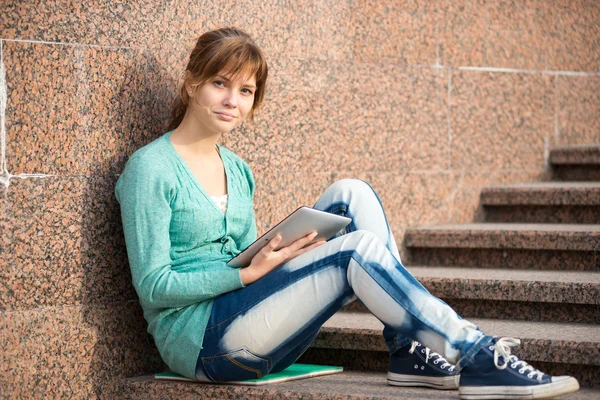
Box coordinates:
[115,156,244,309]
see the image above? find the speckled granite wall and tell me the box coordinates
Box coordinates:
[1,0,599,398]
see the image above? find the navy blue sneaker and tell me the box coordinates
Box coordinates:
[387,341,460,390]
[459,337,579,399]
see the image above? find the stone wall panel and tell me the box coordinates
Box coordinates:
[557,75,600,145]
[450,70,554,170]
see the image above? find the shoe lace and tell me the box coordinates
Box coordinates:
[491,338,545,381]
[409,341,455,371]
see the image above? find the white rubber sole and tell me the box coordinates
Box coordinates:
[459,376,580,399]
[387,372,460,390]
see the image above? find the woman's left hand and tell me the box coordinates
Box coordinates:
[240,232,326,285]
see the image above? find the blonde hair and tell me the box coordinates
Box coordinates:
[168,27,269,131]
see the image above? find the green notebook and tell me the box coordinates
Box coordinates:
[155,363,343,386]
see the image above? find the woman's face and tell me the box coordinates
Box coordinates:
[187,71,257,135]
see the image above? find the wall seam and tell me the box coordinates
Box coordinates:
[446,68,453,222]
[543,135,550,172]
[447,68,453,171]
[2,38,137,51]
[256,169,546,176]
[435,0,440,67]
[335,169,546,175]
[0,39,8,189]
[1,299,141,315]
[304,58,599,77]
[542,74,554,171]
[291,58,598,76]
[8,173,59,179]
[457,65,598,77]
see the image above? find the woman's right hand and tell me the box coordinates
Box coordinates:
[240,231,326,285]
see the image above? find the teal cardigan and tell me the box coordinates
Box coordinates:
[114,130,257,379]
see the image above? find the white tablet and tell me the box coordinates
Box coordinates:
[227,206,352,268]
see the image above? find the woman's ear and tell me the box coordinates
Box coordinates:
[183,71,195,97]
[185,83,194,98]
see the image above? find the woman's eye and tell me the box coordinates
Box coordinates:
[214,80,225,87]
[241,88,254,95]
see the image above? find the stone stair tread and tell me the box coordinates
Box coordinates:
[404,223,600,251]
[323,312,600,344]
[124,371,600,400]
[488,182,600,189]
[550,145,600,165]
[408,266,600,304]
[410,266,600,284]
[481,182,600,205]
[410,223,600,232]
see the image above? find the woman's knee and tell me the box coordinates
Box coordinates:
[314,179,380,213]
[344,229,383,252]
[326,178,371,196]
[342,230,397,268]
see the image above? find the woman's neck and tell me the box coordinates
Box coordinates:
[170,114,222,158]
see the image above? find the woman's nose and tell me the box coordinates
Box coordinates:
[223,90,238,108]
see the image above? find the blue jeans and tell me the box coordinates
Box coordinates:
[195,179,492,382]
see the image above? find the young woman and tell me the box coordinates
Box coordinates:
[115,27,579,399]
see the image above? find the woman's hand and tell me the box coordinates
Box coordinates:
[240,231,326,285]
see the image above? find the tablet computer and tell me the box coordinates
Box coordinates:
[227,206,352,268]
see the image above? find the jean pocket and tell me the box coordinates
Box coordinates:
[201,347,270,383]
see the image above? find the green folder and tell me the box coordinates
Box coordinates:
[155,363,343,386]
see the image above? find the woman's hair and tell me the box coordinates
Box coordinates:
[168,27,269,131]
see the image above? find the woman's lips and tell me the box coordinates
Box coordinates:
[215,112,236,121]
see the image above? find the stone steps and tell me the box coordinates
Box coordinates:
[123,371,600,400]
[405,224,600,251]
[298,311,600,389]
[344,267,600,323]
[550,145,600,182]
[404,223,599,271]
[480,182,600,224]
[389,145,600,391]
[314,312,600,365]
[550,145,600,165]
[412,267,600,305]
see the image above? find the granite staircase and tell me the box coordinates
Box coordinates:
[124,145,600,399]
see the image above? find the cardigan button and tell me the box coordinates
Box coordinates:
[222,236,233,252]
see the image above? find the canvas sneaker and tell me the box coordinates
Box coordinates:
[459,337,579,399]
[387,341,460,390]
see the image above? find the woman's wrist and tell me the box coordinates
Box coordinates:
[240,265,259,285]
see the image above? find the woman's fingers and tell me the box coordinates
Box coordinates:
[297,231,318,248]
[305,239,326,252]
[267,234,282,250]
[291,239,326,258]
[262,231,319,261]
[285,231,317,254]
[250,233,326,275]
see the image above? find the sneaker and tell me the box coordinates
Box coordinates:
[387,341,460,390]
[459,337,579,399]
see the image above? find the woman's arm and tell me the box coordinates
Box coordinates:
[115,156,244,309]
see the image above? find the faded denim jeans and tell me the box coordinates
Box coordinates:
[195,179,492,382]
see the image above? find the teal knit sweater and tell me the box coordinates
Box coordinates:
[114,130,257,379]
